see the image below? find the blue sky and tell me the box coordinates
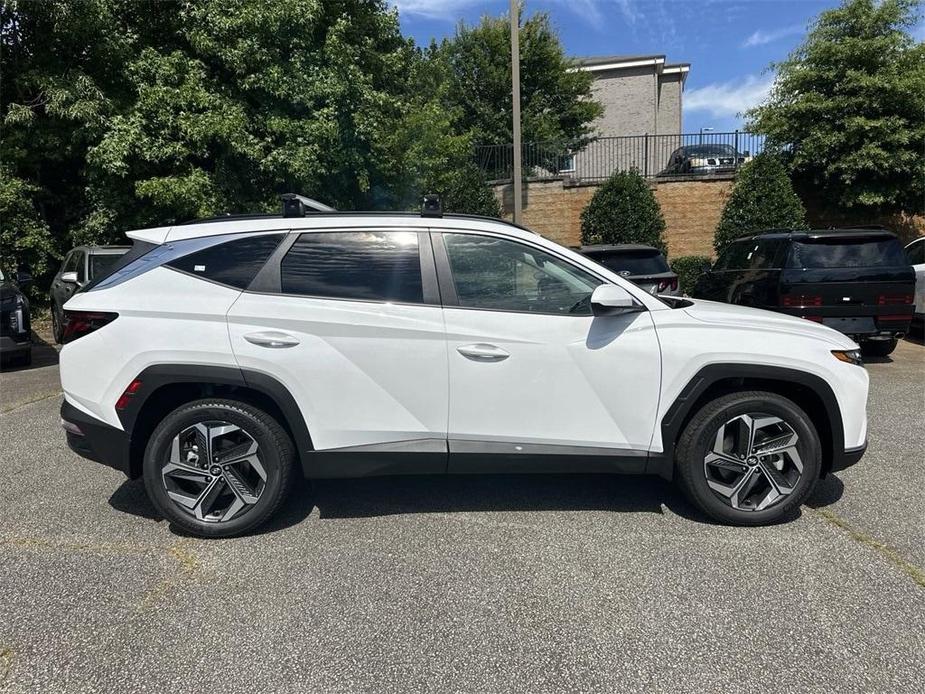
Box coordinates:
[394,0,925,136]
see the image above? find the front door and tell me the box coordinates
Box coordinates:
[433,231,661,470]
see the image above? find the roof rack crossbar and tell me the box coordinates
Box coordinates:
[281,193,336,217]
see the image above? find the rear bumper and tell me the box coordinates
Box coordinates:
[831,440,867,473]
[61,400,132,477]
[0,335,31,354]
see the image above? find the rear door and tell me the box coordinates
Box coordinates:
[227,229,449,460]
[434,230,661,469]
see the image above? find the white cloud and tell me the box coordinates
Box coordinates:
[392,0,488,20]
[742,23,804,48]
[685,74,774,118]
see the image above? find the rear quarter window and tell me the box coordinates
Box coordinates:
[167,233,284,288]
[788,238,908,268]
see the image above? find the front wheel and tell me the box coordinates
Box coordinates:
[675,391,821,526]
[143,399,296,538]
[860,339,897,358]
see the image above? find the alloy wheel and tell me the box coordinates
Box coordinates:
[161,421,267,522]
[703,413,803,512]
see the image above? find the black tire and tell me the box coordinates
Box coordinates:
[675,391,821,526]
[52,305,64,344]
[143,398,296,538]
[860,339,897,358]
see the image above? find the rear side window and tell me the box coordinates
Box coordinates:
[167,233,284,289]
[906,240,924,265]
[280,231,423,303]
[788,238,907,268]
[89,253,126,280]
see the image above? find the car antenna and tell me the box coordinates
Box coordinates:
[280,193,336,217]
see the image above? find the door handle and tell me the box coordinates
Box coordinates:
[457,343,509,361]
[244,331,300,348]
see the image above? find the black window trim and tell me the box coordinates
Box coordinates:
[431,228,626,318]
[248,228,441,307]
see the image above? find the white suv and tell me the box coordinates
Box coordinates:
[59,199,869,537]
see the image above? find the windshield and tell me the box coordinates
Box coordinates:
[90,252,127,279]
[592,251,670,275]
[682,144,738,157]
[788,238,908,268]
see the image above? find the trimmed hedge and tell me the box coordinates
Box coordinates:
[580,170,667,251]
[714,153,807,255]
[670,255,713,296]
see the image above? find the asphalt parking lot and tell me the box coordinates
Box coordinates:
[1,337,923,693]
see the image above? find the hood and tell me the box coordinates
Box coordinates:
[682,298,858,349]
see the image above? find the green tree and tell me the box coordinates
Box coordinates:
[430,10,601,147]
[0,168,55,288]
[747,0,925,212]
[580,171,667,251]
[714,154,807,254]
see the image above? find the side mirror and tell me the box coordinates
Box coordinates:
[590,284,645,317]
[16,271,33,290]
[61,271,78,284]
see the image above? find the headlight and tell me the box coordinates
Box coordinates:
[690,158,708,167]
[832,349,863,366]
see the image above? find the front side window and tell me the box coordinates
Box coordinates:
[443,233,602,315]
[167,233,284,289]
[280,231,424,304]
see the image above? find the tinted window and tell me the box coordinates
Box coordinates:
[444,233,601,315]
[62,252,80,275]
[788,238,908,269]
[906,240,924,265]
[591,250,669,275]
[168,233,284,288]
[723,241,757,270]
[747,239,784,269]
[281,231,423,303]
[89,253,126,280]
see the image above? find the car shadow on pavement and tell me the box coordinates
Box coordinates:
[0,331,59,373]
[108,471,847,536]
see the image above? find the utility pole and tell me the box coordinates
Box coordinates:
[510,0,522,224]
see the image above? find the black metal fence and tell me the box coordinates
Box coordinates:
[475,131,766,183]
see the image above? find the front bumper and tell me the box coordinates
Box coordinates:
[61,400,133,477]
[830,440,867,473]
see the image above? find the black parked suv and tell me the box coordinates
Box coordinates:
[693,229,915,357]
[0,267,33,366]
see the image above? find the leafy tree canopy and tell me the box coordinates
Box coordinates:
[747,0,925,212]
[714,154,808,255]
[580,170,667,252]
[429,10,602,147]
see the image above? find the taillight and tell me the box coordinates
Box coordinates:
[877,293,913,305]
[61,310,118,344]
[781,295,823,307]
[657,278,679,292]
[115,379,143,410]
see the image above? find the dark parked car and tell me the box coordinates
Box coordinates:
[693,229,915,357]
[660,144,752,176]
[50,245,129,342]
[579,244,680,296]
[1,267,33,366]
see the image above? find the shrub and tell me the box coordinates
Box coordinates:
[670,255,713,296]
[580,170,667,252]
[439,163,502,218]
[714,154,807,255]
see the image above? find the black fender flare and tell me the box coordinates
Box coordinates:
[648,363,844,479]
[118,364,313,463]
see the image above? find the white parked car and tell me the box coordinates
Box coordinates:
[59,197,870,537]
[904,236,925,332]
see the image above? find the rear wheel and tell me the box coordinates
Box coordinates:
[860,339,897,358]
[143,399,296,538]
[676,391,821,526]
